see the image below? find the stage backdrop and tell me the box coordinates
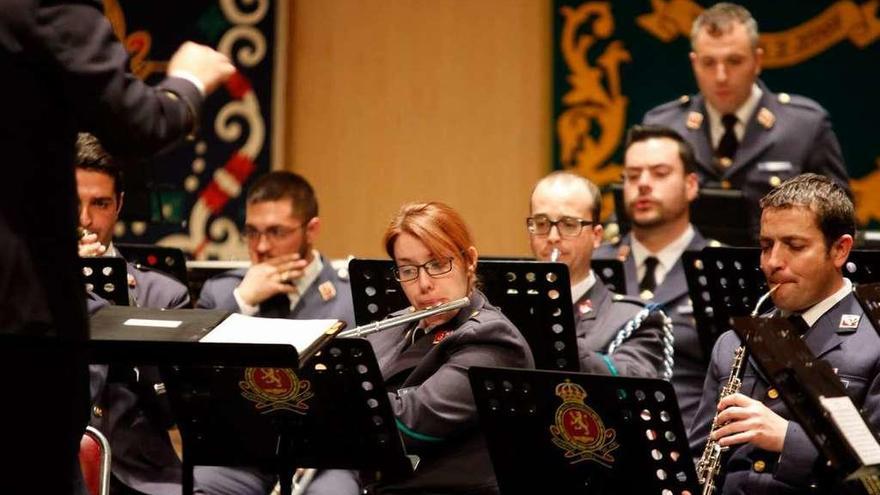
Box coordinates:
[106,0,286,259]
[553,0,880,226]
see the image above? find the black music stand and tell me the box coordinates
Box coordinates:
[167,337,411,494]
[81,257,130,306]
[482,256,627,295]
[731,316,880,489]
[682,247,769,357]
[468,367,697,494]
[117,242,189,285]
[348,259,580,371]
[611,184,753,246]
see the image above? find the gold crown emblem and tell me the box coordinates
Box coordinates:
[555,380,587,403]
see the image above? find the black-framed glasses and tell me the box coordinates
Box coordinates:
[242,224,304,243]
[526,215,594,237]
[393,257,455,282]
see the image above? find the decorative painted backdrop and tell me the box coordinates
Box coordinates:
[553,0,880,225]
[106,0,286,259]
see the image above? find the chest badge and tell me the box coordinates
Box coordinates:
[686,111,703,130]
[578,299,593,316]
[432,329,453,345]
[839,314,860,329]
[318,280,337,301]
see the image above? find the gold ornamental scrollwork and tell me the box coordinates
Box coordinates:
[557,2,630,220]
[637,0,880,68]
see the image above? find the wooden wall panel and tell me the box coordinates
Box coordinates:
[286,0,551,259]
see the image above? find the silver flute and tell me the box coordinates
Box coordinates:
[697,284,779,495]
[337,296,470,338]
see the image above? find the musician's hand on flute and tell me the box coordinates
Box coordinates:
[78,231,106,257]
[711,392,789,452]
[237,253,307,306]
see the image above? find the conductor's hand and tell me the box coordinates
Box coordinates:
[168,42,235,95]
[711,393,789,452]
[237,254,308,306]
[78,231,106,258]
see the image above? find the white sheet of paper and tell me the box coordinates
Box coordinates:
[200,313,337,354]
[819,395,880,465]
[124,318,182,328]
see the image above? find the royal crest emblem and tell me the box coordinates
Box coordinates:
[549,380,619,467]
[240,368,313,415]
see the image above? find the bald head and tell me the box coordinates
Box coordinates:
[530,171,601,220]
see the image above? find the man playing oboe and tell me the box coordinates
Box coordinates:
[689,174,880,493]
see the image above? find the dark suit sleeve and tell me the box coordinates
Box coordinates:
[390,320,530,450]
[32,2,201,157]
[804,112,850,196]
[579,312,665,378]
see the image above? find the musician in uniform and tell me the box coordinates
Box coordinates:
[528,171,666,378]
[77,133,190,494]
[365,201,534,493]
[689,174,880,493]
[594,125,710,429]
[194,171,355,494]
[643,3,849,230]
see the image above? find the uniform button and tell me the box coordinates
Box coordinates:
[753,460,766,473]
[721,180,732,189]
[92,405,103,418]
[769,176,782,187]
[767,388,779,399]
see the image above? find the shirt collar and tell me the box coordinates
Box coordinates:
[630,224,695,284]
[796,277,852,328]
[102,242,119,258]
[705,83,763,145]
[290,250,323,299]
[571,270,596,303]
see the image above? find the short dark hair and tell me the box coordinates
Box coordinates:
[623,125,698,174]
[75,133,124,198]
[246,171,318,222]
[690,2,759,50]
[759,173,855,247]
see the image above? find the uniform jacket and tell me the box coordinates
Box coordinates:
[365,290,535,494]
[196,256,355,329]
[89,261,191,494]
[574,277,665,378]
[689,290,880,494]
[0,2,200,490]
[595,231,709,430]
[643,80,849,233]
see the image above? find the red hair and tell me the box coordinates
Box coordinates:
[383,201,476,269]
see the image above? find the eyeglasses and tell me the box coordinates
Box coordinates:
[393,257,454,282]
[526,215,595,237]
[243,224,303,243]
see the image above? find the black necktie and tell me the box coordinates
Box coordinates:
[787,314,810,336]
[716,113,738,171]
[639,256,659,294]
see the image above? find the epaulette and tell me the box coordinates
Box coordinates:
[330,255,354,281]
[777,92,827,114]
[611,292,647,308]
[646,94,693,116]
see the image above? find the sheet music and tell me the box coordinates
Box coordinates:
[820,396,880,465]
[201,313,337,354]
